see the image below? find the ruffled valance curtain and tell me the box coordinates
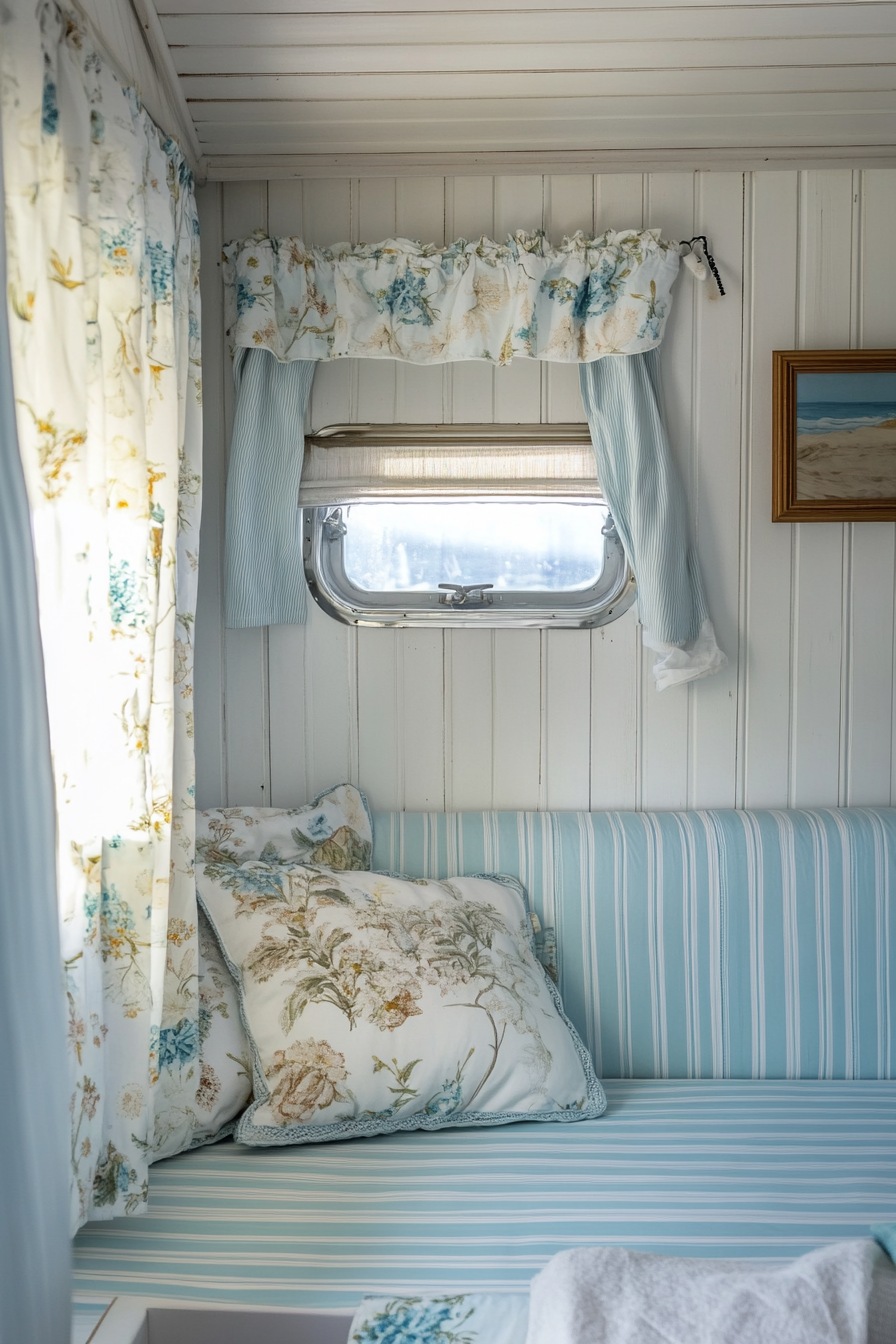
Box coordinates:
[222,230,725,687]
[224,229,680,365]
[2,1,203,1230]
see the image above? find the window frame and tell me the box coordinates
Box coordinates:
[300,423,635,630]
[302,496,636,630]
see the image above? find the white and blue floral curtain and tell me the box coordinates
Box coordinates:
[224,229,679,364]
[2,1,203,1230]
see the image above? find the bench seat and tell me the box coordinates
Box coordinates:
[73,1078,896,1313]
[74,805,896,1335]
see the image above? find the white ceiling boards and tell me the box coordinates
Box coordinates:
[155,0,896,179]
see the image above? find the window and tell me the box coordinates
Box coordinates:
[301,425,634,628]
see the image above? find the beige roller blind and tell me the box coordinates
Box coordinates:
[299,424,601,505]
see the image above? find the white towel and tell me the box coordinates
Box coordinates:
[525,1241,889,1344]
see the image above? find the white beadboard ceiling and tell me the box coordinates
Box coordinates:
[154,0,896,179]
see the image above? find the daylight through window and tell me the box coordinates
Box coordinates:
[300,426,635,628]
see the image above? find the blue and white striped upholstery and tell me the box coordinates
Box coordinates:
[372,808,896,1081]
[72,1078,896,1311]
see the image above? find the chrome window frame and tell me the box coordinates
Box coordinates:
[302,497,636,630]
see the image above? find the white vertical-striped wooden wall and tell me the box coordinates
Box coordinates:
[194,169,896,815]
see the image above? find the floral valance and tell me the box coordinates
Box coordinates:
[223,229,681,366]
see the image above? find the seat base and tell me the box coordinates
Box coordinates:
[73,1079,896,1312]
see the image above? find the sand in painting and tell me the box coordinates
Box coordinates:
[796,420,896,500]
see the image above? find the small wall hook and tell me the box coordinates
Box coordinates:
[680,236,726,296]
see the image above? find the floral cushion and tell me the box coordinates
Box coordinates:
[181,784,374,1151]
[195,783,373,875]
[190,909,253,1146]
[195,863,605,1146]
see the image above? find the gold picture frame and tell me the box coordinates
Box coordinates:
[772,349,896,522]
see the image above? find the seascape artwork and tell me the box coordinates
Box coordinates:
[796,369,896,500]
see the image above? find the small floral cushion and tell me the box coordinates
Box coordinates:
[196,864,605,1146]
[184,784,374,1150]
[195,783,373,876]
[190,908,253,1145]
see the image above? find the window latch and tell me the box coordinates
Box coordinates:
[324,508,347,540]
[438,582,494,607]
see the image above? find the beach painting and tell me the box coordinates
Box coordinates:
[796,369,896,501]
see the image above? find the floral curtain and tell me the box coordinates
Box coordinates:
[2,2,203,1229]
[223,229,680,365]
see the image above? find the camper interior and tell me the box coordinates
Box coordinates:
[1,1,896,1341]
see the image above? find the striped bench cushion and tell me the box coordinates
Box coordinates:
[72,1079,896,1312]
[373,808,896,1080]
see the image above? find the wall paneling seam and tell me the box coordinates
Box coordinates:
[735,172,752,811]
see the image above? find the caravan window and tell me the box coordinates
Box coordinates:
[301,425,635,629]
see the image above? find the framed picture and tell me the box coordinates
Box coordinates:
[772,349,896,521]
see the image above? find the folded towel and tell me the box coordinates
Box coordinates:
[525,1241,891,1344]
[873,1223,896,1266]
[346,1241,896,1344]
[868,1249,896,1344]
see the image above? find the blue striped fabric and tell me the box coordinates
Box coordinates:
[225,349,315,629]
[372,808,896,1081]
[72,1300,110,1343]
[579,349,708,649]
[1,137,73,1344]
[72,1079,896,1310]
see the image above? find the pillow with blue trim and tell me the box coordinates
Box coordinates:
[196,864,605,1145]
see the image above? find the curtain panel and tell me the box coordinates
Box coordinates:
[2,2,203,1229]
[225,350,314,628]
[0,120,72,1343]
[580,353,727,688]
[223,230,680,366]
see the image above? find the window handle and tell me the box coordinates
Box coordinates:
[324,508,347,540]
[438,582,494,607]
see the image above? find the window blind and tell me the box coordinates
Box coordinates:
[299,424,602,505]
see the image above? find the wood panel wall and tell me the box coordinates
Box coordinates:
[194,169,896,815]
[161,0,896,170]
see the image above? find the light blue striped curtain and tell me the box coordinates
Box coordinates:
[0,127,71,1344]
[580,350,726,689]
[225,348,315,628]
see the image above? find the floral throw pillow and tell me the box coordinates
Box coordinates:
[195,783,373,876]
[196,864,605,1146]
[179,784,374,1152]
[190,908,254,1145]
